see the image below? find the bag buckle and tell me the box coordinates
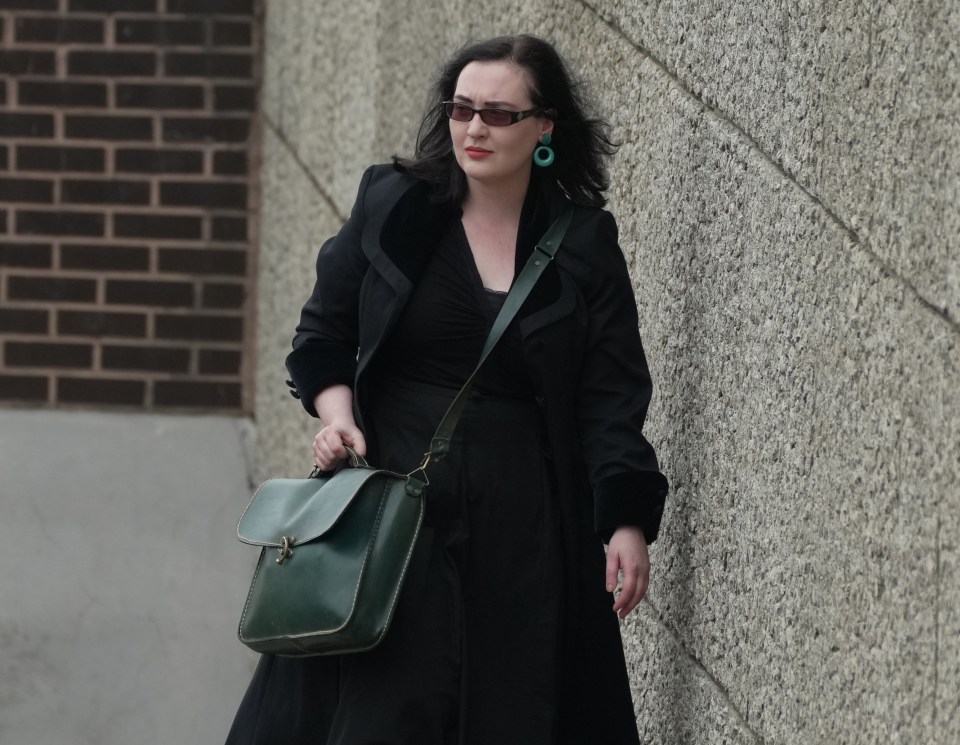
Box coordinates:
[276,536,295,565]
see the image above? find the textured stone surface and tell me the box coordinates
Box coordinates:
[623,603,762,744]
[253,125,344,479]
[255,1,959,742]
[594,0,960,323]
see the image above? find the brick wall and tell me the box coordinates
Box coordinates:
[0,0,260,412]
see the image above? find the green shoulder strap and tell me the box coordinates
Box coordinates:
[419,203,574,470]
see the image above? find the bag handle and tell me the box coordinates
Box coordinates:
[405,204,574,489]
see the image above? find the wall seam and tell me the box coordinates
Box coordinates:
[644,598,765,744]
[262,114,347,224]
[578,0,960,337]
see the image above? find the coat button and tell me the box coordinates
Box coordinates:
[534,394,545,407]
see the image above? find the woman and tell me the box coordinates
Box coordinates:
[229,34,668,745]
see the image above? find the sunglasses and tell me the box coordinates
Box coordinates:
[441,101,551,127]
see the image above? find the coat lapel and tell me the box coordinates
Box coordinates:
[356,170,456,379]
[355,166,580,380]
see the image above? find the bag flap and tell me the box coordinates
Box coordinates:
[237,467,391,547]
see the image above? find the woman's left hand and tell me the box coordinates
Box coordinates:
[605,526,650,619]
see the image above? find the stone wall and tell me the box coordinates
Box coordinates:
[255,1,959,742]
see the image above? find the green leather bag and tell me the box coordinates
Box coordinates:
[237,449,425,655]
[236,206,573,657]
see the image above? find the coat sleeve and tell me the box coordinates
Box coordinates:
[284,167,374,418]
[574,209,669,544]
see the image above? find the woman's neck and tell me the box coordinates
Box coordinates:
[461,171,530,223]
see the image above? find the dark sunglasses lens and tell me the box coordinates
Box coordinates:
[480,109,514,126]
[446,103,474,122]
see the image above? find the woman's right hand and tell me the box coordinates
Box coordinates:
[312,420,366,471]
[312,385,366,471]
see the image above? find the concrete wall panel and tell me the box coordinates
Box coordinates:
[254,125,346,478]
[254,1,959,741]
[593,0,960,322]
[614,51,959,743]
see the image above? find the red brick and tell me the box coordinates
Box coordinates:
[65,115,153,142]
[198,348,241,374]
[57,376,145,406]
[116,83,204,110]
[213,85,256,111]
[68,51,157,77]
[7,275,97,302]
[155,313,242,341]
[0,242,52,268]
[58,310,146,338]
[0,113,54,138]
[17,145,105,173]
[0,374,48,401]
[18,81,108,107]
[0,51,56,75]
[211,216,247,242]
[0,177,55,203]
[163,117,249,143]
[115,148,203,174]
[0,0,57,9]
[105,279,193,307]
[158,247,246,275]
[164,52,252,78]
[114,213,201,239]
[16,210,105,237]
[160,181,246,209]
[212,150,247,175]
[62,179,151,206]
[154,379,241,408]
[6,341,93,368]
[201,282,245,308]
[102,344,190,372]
[15,18,104,43]
[60,244,150,272]
[0,308,49,334]
[116,19,205,45]
[212,21,252,47]
[167,0,253,13]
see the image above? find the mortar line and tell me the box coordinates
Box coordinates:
[263,114,348,224]
[644,597,765,743]
[578,0,959,336]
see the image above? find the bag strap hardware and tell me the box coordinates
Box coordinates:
[276,536,296,565]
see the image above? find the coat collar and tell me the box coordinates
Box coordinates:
[358,164,573,352]
[361,165,570,290]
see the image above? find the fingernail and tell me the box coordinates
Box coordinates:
[606,584,613,592]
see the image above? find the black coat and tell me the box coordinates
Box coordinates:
[285,163,668,743]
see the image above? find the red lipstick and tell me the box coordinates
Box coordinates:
[465,146,493,159]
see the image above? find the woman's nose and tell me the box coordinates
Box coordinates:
[466,112,486,137]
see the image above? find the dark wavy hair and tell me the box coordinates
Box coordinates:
[394,34,617,207]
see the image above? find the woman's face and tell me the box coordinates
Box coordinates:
[449,61,553,193]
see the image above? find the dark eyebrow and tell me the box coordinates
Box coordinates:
[451,94,519,109]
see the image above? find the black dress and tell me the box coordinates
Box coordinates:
[227,218,566,744]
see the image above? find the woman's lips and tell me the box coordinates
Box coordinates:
[465,147,493,159]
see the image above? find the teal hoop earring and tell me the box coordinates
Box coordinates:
[533,134,555,167]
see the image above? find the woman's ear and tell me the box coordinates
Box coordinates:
[540,120,554,139]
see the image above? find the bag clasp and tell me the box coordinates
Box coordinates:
[276,536,295,565]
